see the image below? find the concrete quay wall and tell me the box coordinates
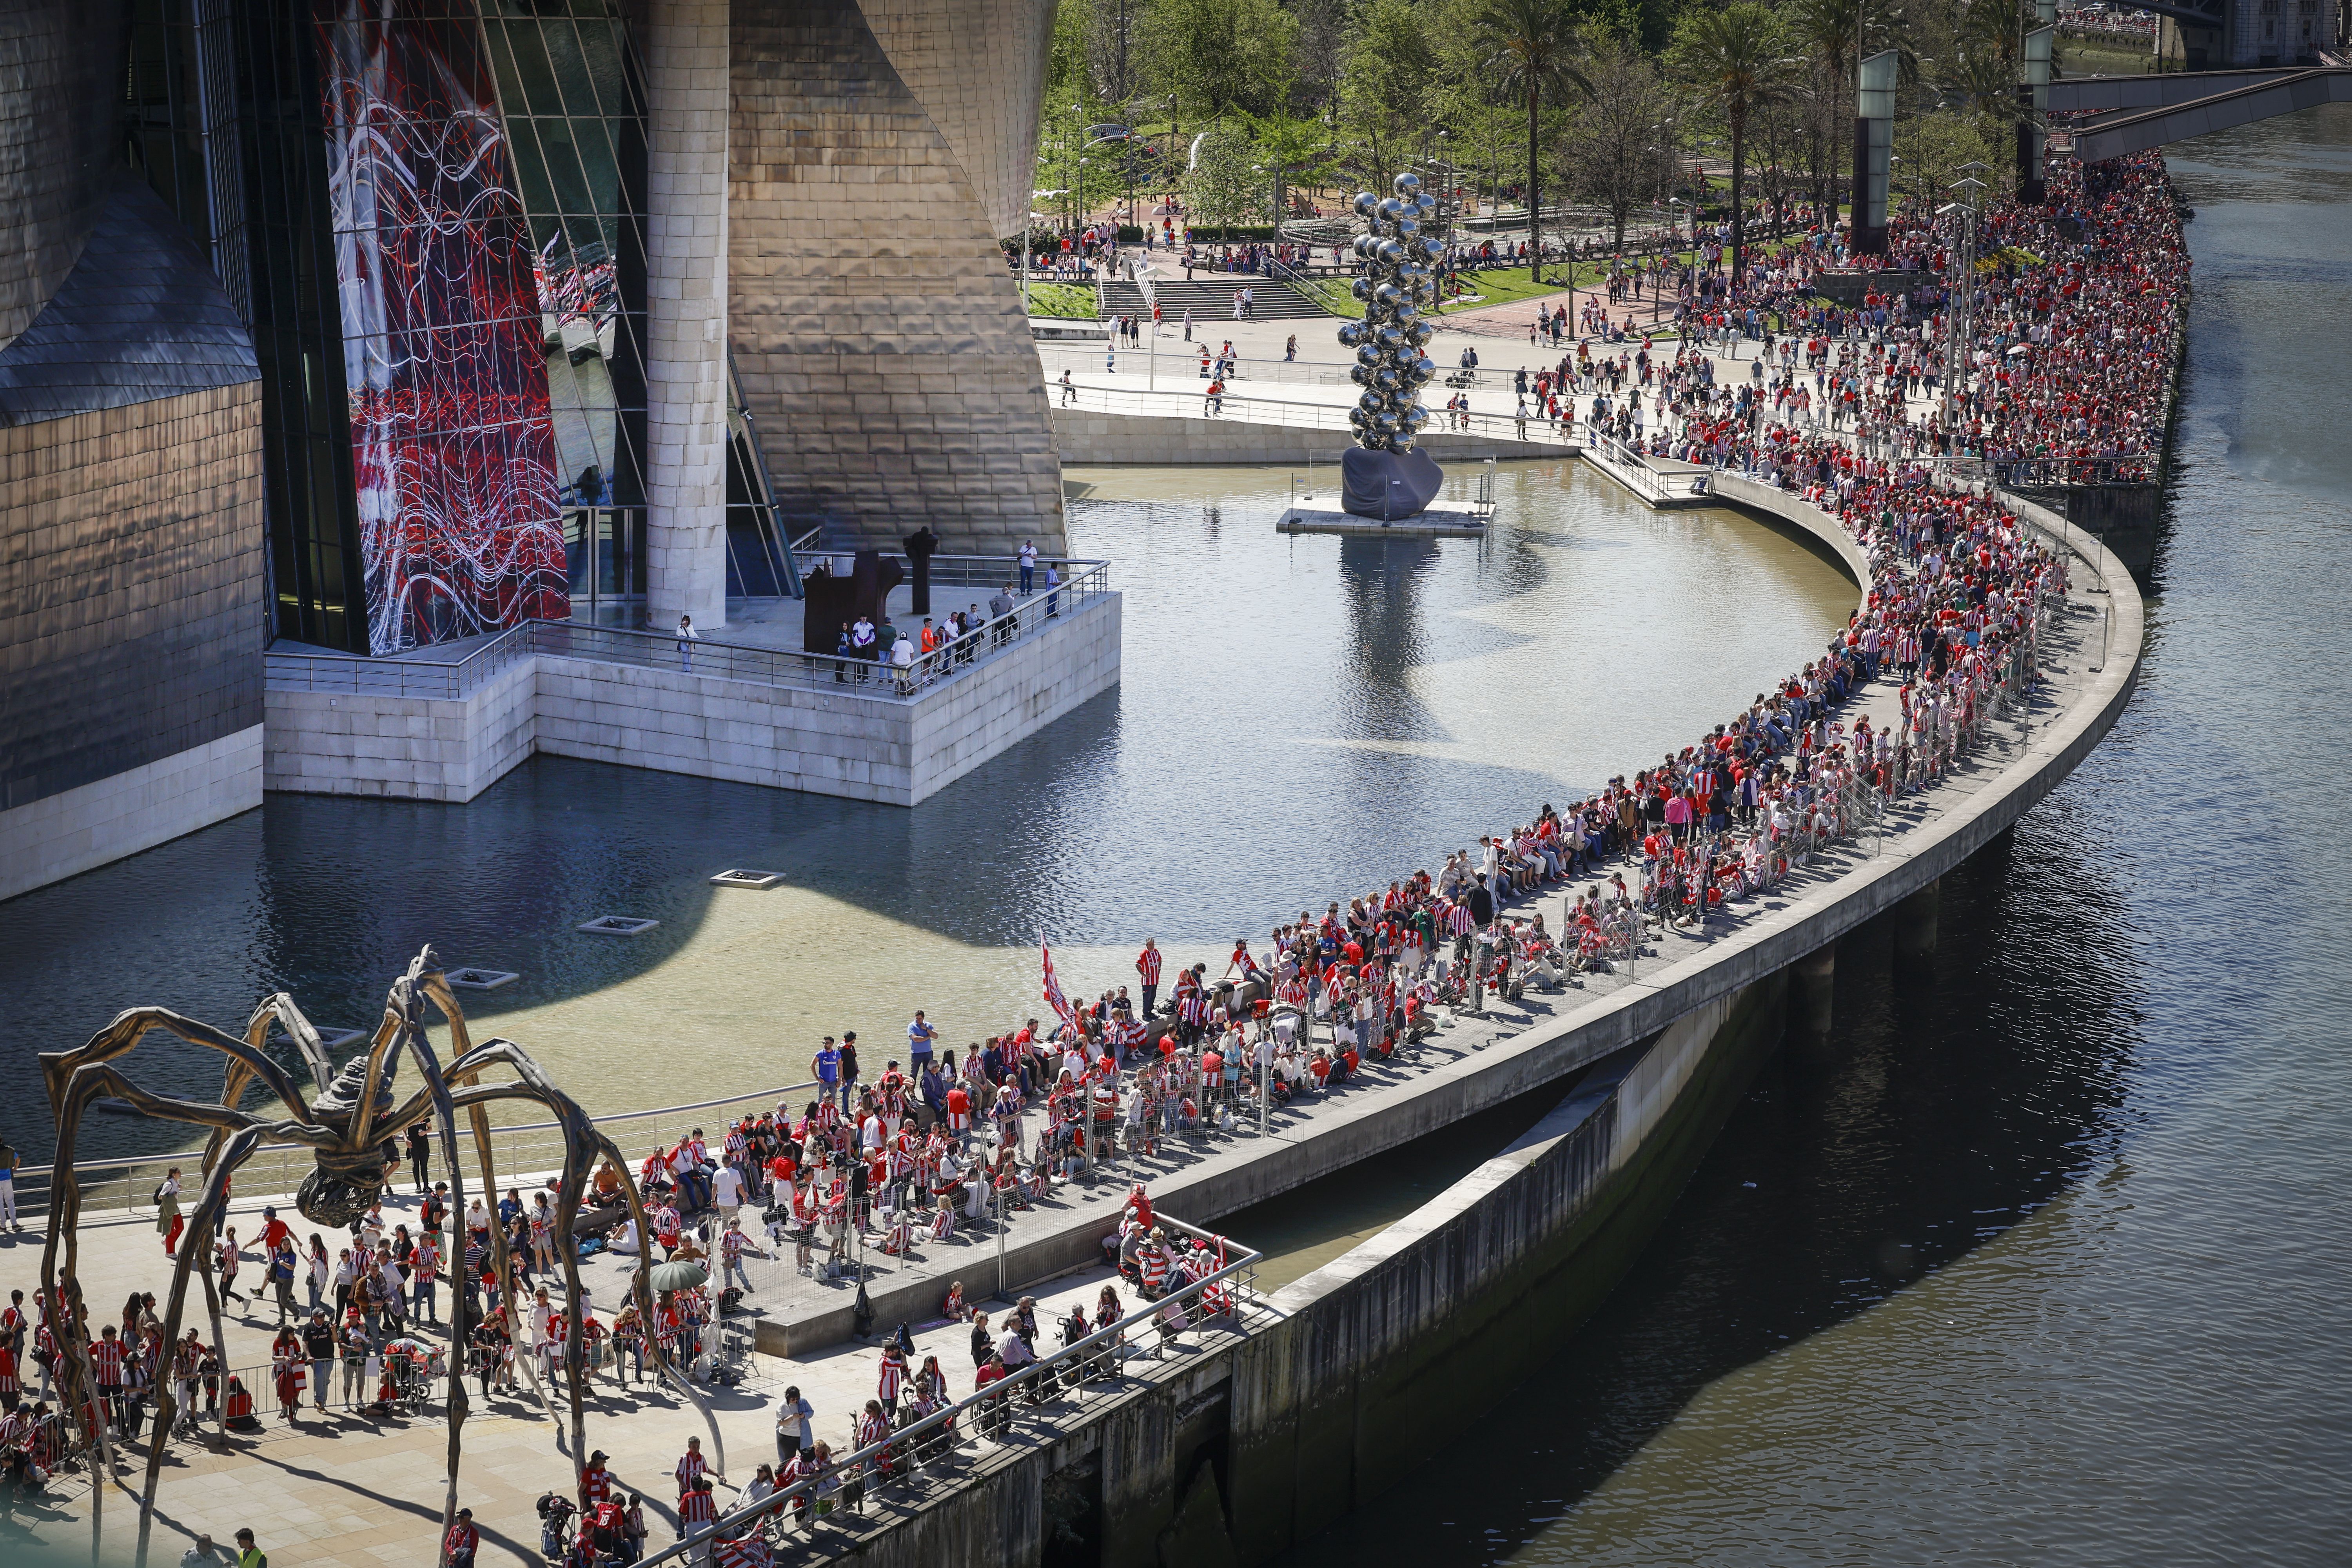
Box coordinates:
[1051,407,1566,465]
[264,594,1121,809]
[803,474,2147,1567]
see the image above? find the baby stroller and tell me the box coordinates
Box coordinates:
[536,1493,577,1566]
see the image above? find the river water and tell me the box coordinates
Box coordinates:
[1280,113,2352,1568]
[0,461,1851,1163]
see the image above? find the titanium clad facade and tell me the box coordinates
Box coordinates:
[730,0,1065,554]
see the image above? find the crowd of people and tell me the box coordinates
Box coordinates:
[0,151,2177,1564]
[1519,152,2185,491]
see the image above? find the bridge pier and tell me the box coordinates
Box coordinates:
[1895,879,1941,958]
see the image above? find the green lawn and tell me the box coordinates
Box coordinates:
[1022,281,1100,320]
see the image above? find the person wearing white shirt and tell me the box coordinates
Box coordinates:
[710,1163,746,1223]
[774,1387,815,1466]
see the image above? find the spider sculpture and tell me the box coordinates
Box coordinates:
[39,947,707,1567]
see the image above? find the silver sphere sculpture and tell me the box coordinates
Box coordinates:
[1342,170,1443,454]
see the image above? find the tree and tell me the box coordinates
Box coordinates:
[1669,1,1796,284]
[1785,0,1913,217]
[1338,0,1437,191]
[1145,0,1299,120]
[1249,112,1336,221]
[1290,0,1352,118]
[1470,0,1588,281]
[1086,0,1145,104]
[1186,123,1269,230]
[1562,34,1675,257]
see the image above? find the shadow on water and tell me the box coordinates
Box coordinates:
[1281,814,2147,1566]
[0,461,1857,1162]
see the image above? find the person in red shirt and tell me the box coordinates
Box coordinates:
[260,1206,292,1256]
[443,1508,479,1568]
[579,1448,615,1510]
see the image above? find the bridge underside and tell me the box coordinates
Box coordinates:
[2060,66,2352,161]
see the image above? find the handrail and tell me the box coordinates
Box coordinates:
[4,1080,822,1222]
[265,621,540,699]
[12,1080,823,1185]
[632,1214,1261,1568]
[1050,379,1577,452]
[259,564,1113,704]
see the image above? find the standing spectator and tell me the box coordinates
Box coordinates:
[1018,539,1037,594]
[155,1168,184,1258]
[301,1310,333,1411]
[675,614,698,673]
[1136,939,1163,1020]
[775,1384,814,1468]
[406,1121,432,1193]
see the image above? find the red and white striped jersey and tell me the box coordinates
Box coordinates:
[1136,946,1163,985]
[675,1450,708,1493]
[89,1338,124,1384]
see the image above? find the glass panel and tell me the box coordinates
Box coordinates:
[311,0,569,653]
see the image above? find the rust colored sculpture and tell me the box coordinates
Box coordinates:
[39,948,692,1568]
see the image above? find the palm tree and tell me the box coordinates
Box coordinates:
[1670,1,1796,286]
[1470,0,1586,282]
[1787,0,1913,218]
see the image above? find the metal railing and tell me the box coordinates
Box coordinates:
[1050,380,1575,451]
[7,1080,820,1226]
[634,1214,1262,1568]
[263,562,1112,706]
[1581,432,1712,505]
[265,622,539,700]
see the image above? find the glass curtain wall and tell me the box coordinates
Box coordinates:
[477,0,652,626]
[232,0,370,653]
[312,0,569,655]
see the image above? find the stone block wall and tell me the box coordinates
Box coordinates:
[263,593,1121,808]
[729,0,1064,556]
[1052,408,1566,466]
[263,658,538,802]
[0,724,261,900]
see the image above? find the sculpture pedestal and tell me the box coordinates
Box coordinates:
[1339,445,1444,519]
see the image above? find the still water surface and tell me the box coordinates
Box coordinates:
[0,463,1851,1161]
[1279,112,2352,1568]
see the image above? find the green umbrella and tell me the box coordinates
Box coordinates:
[649,1259,708,1293]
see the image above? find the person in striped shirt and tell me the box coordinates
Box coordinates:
[1134,940,1162,1018]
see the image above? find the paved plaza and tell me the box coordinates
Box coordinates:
[0,546,2121,1566]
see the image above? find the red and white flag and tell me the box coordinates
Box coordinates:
[1040,936,1077,1027]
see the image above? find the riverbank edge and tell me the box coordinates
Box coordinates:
[783,462,2147,1566]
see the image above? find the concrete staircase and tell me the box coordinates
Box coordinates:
[1097,274,1333,321]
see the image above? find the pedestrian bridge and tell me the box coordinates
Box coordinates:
[2056,66,2352,162]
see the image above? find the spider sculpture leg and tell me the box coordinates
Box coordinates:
[135,1125,269,1568]
[439,1063,722,1480]
[40,1007,317,1478]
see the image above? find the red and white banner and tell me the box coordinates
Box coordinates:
[1041,936,1077,1027]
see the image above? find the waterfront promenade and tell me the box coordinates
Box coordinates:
[3,471,2141,1566]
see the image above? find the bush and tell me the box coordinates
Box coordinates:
[1115,225,1145,242]
[1184,225,1279,243]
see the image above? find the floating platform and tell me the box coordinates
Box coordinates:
[1276,499,1490,537]
[1579,437,1716,510]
